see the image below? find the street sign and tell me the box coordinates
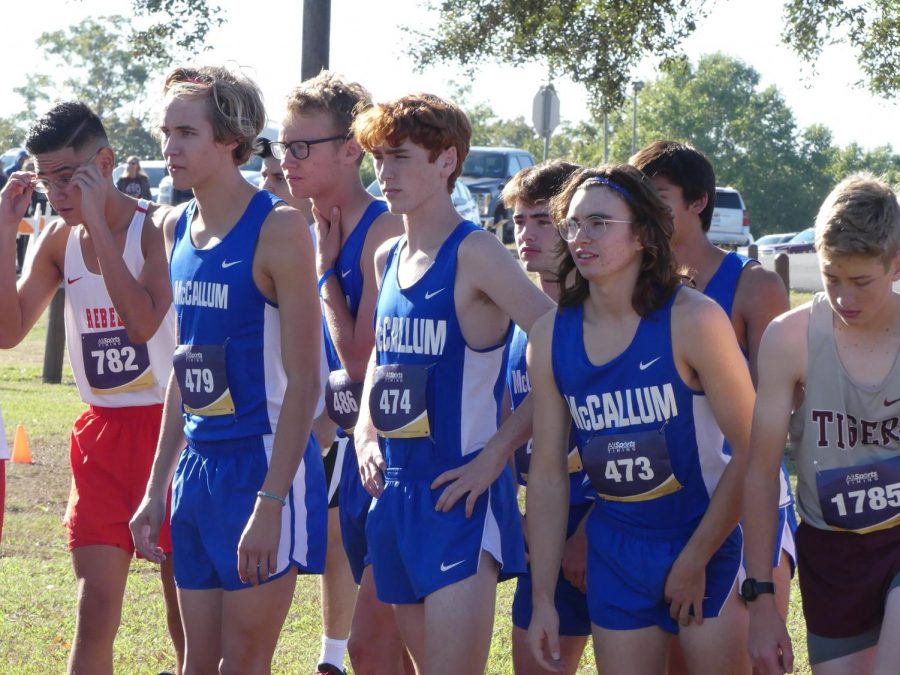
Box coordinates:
[532,85,560,138]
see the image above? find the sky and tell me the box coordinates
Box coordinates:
[2,0,897,151]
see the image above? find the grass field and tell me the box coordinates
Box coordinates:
[0,300,814,674]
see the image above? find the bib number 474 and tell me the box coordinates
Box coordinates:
[380,388,411,415]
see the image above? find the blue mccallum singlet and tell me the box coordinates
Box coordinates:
[170,191,288,443]
[703,251,751,326]
[507,324,593,505]
[323,200,389,433]
[372,220,510,470]
[704,251,795,511]
[552,288,732,535]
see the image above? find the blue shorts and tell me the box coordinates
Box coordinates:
[367,460,526,605]
[337,437,373,584]
[171,434,328,590]
[585,512,742,634]
[773,503,798,574]
[512,502,592,636]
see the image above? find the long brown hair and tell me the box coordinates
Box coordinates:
[551,165,684,315]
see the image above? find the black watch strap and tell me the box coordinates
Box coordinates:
[741,578,776,602]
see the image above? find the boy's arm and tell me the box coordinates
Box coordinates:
[432,230,554,515]
[745,311,808,675]
[736,264,790,385]
[666,293,756,626]
[72,163,172,343]
[316,207,403,381]
[351,238,395,497]
[130,369,187,562]
[237,206,322,586]
[523,310,569,672]
[0,174,65,348]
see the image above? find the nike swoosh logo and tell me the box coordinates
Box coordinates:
[67,276,83,285]
[886,397,900,407]
[440,559,466,572]
[639,357,661,371]
[341,269,352,278]
[221,260,242,269]
[425,288,445,300]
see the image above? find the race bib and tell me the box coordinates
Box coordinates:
[816,456,900,534]
[81,329,155,395]
[582,429,682,502]
[173,343,235,416]
[370,363,430,438]
[517,441,583,483]
[325,370,364,433]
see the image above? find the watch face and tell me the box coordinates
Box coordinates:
[741,579,757,601]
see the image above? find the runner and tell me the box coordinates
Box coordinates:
[526,165,755,674]
[744,174,900,675]
[130,65,327,674]
[351,93,553,674]
[275,71,409,675]
[0,101,183,675]
[498,159,594,675]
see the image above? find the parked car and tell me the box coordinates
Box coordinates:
[366,179,481,225]
[773,227,815,254]
[755,232,797,255]
[159,169,260,205]
[708,186,752,248]
[1,147,27,173]
[459,147,535,243]
[112,160,168,202]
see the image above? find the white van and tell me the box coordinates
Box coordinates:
[708,186,751,248]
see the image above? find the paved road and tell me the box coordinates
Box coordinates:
[742,249,900,293]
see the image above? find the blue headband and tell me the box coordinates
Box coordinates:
[578,176,633,203]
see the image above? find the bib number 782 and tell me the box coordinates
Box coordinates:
[91,346,138,375]
[379,388,411,415]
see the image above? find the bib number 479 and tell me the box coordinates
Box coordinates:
[183,368,214,393]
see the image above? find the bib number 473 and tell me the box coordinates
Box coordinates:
[604,456,655,483]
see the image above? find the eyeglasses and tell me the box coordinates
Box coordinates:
[31,147,105,195]
[270,134,349,161]
[557,216,633,242]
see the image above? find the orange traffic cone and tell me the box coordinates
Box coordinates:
[11,424,32,464]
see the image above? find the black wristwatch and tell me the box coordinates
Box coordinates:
[740,578,776,602]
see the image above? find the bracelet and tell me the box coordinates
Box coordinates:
[257,490,286,506]
[317,268,335,292]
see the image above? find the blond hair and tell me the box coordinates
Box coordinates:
[162,65,265,165]
[815,173,900,265]
[284,70,372,135]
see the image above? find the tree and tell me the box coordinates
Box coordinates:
[407,0,707,113]
[782,0,899,98]
[14,16,165,162]
[407,1,899,114]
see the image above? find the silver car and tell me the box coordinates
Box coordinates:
[366,179,482,225]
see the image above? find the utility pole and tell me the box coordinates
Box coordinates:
[301,0,331,80]
[631,80,644,155]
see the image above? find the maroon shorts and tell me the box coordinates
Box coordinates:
[64,404,172,555]
[796,521,900,638]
